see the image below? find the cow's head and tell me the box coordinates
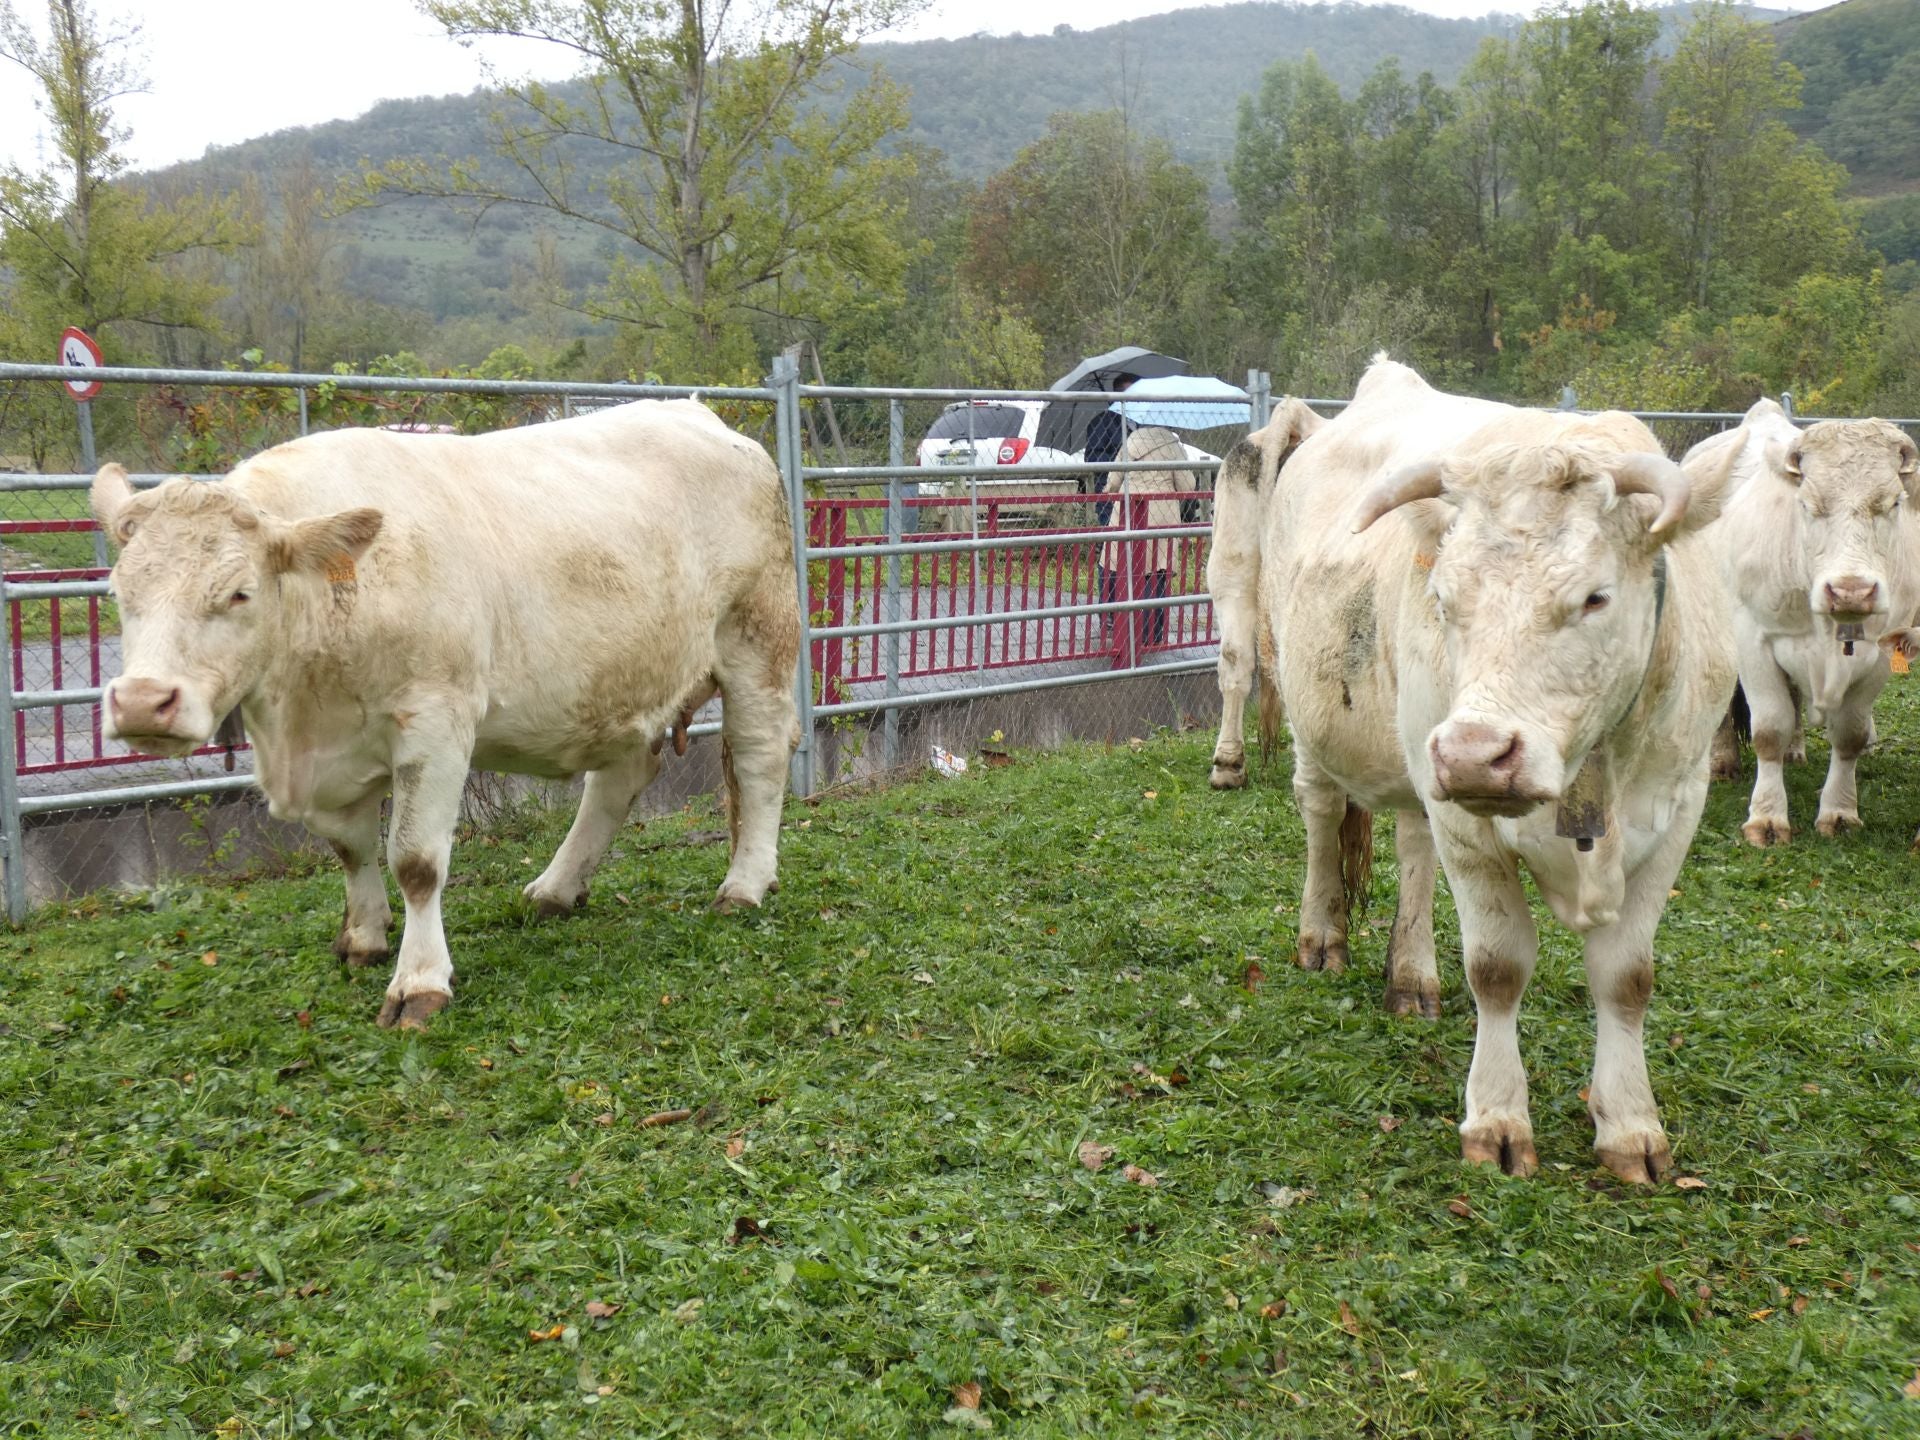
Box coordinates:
[1354,439,1703,818]
[91,465,382,756]
[1769,419,1919,625]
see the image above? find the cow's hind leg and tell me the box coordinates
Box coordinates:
[1293,755,1355,973]
[1208,590,1257,789]
[526,744,660,916]
[1383,808,1441,1018]
[310,790,391,967]
[712,657,799,915]
[378,727,473,1030]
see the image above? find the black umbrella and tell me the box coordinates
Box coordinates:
[1035,346,1191,456]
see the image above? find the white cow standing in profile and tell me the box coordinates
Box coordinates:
[1262,358,1738,1183]
[1689,398,1920,844]
[91,400,799,1029]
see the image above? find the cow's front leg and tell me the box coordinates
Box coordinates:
[1292,756,1355,973]
[712,658,799,912]
[1450,846,1540,1176]
[1741,654,1796,846]
[526,744,660,916]
[309,790,391,967]
[1383,809,1440,1018]
[1815,695,1877,836]
[378,733,472,1030]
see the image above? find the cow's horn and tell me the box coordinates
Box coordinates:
[1352,458,1446,534]
[1610,452,1691,536]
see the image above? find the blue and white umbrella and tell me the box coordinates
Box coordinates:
[1109,374,1251,430]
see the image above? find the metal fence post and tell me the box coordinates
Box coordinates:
[884,398,904,770]
[0,596,25,923]
[1248,369,1272,430]
[1781,391,1794,420]
[772,353,817,797]
[76,399,109,570]
[298,387,310,436]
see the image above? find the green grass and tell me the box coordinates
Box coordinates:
[4,706,1920,1436]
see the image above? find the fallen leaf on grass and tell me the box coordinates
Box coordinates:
[1656,1269,1681,1302]
[593,1112,614,1127]
[1787,1235,1810,1248]
[1142,790,1158,800]
[1377,1115,1402,1133]
[951,1382,982,1409]
[274,1059,311,1079]
[1673,1176,1708,1191]
[1078,1141,1114,1172]
[201,951,218,966]
[728,1216,767,1245]
[1122,1164,1158,1188]
[672,1298,704,1324]
[1260,1300,1287,1319]
[295,1010,311,1029]
[1262,1184,1315,1208]
[528,1324,566,1342]
[980,749,1012,769]
[1749,1307,1775,1321]
[1337,1300,1361,1336]
[1447,1198,1472,1219]
[272,1341,296,1358]
[1243,960,1265,992]
[1791,1294,1809,1316]
[726,1134,747,1159]
[584,1301,622,1319]
[639,1108,693,1128]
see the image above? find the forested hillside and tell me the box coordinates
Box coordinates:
[1776,0,1920,195]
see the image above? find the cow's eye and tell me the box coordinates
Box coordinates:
[1583,591,1611,614]
[230,590,250,607]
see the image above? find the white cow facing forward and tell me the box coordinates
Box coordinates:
[91,400,799,1028]
[1264,359,1737,1183]
[1692,399,1920,844]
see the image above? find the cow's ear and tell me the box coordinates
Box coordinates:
[267,508,384,577]
[1764,434,1804,486]
[91,463,137,546]
[1274,396,1324,449]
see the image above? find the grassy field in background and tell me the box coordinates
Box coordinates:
[3,712,1920,1436]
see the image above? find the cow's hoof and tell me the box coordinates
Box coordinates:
[1708,756,1740,783]
[1595,1132,1672,1186]
[1384,979,1441,1019]
[1296,934,1349,973]
[332,933,390,969]
[711,886,765,915]
[1460,1121,1539,1178]
[1209,759,1247,790]
[1815,811,1861,838]
[523,880,587,918]
[1786,741,1807,765]
[377,990,451,1030]
[1741,817,1791,847]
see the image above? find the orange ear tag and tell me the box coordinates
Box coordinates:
[324,551,357,585]
[1894,649,1911,676]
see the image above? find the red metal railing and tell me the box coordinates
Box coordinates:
[6,488,1215,775]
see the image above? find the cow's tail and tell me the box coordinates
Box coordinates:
[1339,799,1374,916]
[1256,665,1285,761]
[1730,681,1750,743]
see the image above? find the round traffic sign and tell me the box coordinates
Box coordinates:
[59,326,104,401]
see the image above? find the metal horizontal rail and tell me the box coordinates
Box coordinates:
[804,524,1212,562]
[805,456,1219,483]
[4,579,109,601]
[16,687,102,711]
[809,591,1210,642]
[2,472,217,491]
[814,655,1216,720]
[0,361,776,402]
[18,771,259,818]
[797,382,1351,408]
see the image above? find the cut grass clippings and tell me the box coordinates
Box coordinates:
[3,709,1920,1435]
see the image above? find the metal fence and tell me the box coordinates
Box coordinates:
[3,357,1915,921]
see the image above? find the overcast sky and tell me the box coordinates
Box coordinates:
[0,0,1830,174]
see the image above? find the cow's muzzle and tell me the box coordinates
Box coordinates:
[105,677,204,755]
[1428,721,1555,817]
[1818,574,1882,621]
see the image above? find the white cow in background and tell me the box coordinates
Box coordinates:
[1204,400,1324,788]
[1263,358,1738,1183]
[91,400,800,1029]
[1690,399,1920,844]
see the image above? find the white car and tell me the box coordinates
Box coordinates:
[915,400,1214,529]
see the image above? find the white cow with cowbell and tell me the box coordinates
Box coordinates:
[1691,399,1920,845]
[1205,399,1324,788]
[91,400,800,1029]
[1262,358,1737,1184]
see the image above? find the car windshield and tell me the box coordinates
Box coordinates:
[925,406,1027,442]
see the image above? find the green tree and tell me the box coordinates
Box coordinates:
[375,0,927,380]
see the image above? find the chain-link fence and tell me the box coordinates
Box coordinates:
[3,357,1916,920]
